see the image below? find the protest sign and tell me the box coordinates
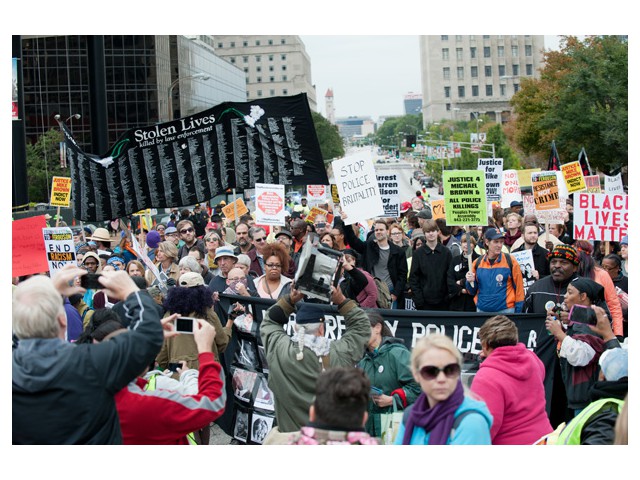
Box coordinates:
[49,176,72,207]
[516,168,541,189]
[42,227,76,276]
[604,173,624,194]
[61,93,328,222]
[330,184,340,204]
[574,193,628,242]
[332,156,383,225]
[477,158,503,202]
[561,161,586,194]
[255,183,285,226]
[306,185,327,204]
[222,198,249,221]
[376,172,400,218]
[305,206,329,223]
[584,175,602,193]
[523,195,566,224]
[12,216,49,277]
[501,169,522,208]
[431,199,445,220]
[531,171,560,211]
[443,170,487,226]
[511,249,536,295]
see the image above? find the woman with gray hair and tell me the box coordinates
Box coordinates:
[145,241,180,288]
[178,255,202,276]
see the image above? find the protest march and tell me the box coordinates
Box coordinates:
[13,93,628,448]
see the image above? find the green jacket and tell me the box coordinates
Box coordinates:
[358,337,421,436]
[260,298,371,433]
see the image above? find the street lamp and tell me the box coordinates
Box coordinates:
[167,72,211,121]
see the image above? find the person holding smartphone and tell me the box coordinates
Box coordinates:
[545,277,621,417]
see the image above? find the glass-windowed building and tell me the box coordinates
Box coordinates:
[20,35,246,152]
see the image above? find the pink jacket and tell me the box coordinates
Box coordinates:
[356,269,379,309]
[470,343,552,445]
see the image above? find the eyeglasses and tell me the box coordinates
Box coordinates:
[206,237,220,242]
[254,237,266,242]
[265,263,281,269]
[315,222,326,228]
[166,232,178,237]
[601,265,617,271]
[180,228,194,234]
[391,232,403,236]
[418,363,461,381]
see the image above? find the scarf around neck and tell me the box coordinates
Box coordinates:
[402,379,464,445]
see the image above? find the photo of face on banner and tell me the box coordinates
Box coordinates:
[233,410,249,442]
[250,414,274,444]
[232,367,258,403]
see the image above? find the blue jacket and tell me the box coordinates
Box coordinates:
[465,253,525,312]
[394,396,493,445]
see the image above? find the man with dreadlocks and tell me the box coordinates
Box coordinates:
[259,284,370,435]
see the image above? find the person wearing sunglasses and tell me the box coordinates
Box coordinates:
[247,227,270,276]
[395,334,492,445]
[470,315,552,444]
[176,220,205,262]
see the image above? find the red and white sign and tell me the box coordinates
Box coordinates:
[574,193,628,242]
[255,183,285,226]
[306,184,327,204]
[501,169,522,208]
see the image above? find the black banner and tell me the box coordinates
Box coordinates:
[61,93,328,222]
[217,294,550,439]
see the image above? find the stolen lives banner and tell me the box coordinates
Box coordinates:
[217,293,548,438]
[60,93,328,222]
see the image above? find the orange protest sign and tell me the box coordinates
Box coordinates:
[531,172,560,211]
[431,199,445,220]
[222,198,249,221]
[49,176,72,207]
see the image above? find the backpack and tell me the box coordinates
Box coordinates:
[473,253,516,291]
[373,277,392,309]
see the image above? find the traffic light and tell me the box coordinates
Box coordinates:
[395,150,400,159]
[406,134,417,148]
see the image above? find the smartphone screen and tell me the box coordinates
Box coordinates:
[569,305,597,325]
[174,317,195,334]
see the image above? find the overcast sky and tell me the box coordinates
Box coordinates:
[301,35,563,121]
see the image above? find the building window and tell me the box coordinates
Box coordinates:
[283,88,288,94]
[269,65,274,71]
[217,42,223,48]
[269,76,274,82]
[512,45,518,56]
[457,67,464,79]
[525,45,532,56]
[514,83,520,93]
[269,55,274,61]
[441,35,448,41]
[485,65,492,77]
[243,56,248,63]
[443,67,450,80]
[512,64,519,76]
[500,84,506,96]
[257,76,262,83]
[268,39,273,46]
[282,65,287,71]
[442,48,449,60]
[243,41,248,47]
[281,38,286,45]
[243,67,248,73]
[230,57,236,64]
[486,85,493,96]
[256,40,260,46]
[458,86,465,98]
[484,46,491,58]
[472,85,479,97]
[456,48,463,60]
[257,90,262,96]
[499,64,506,76]
[526,64,533,75]
[471,66,478,78]
[470,47,476,58]
[498,46,505,57]
[256,66,261,72]
[256,55,261,62]
[282,75,287,81]
[230,41,235,47]
[281,54,286,61]
[446,103,451,111]
[483,35,490,39]
[444,86,451,98]
[270,89,275,95]
[469,35,475,40]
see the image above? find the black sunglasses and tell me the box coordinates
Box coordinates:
[180,228,194,234]
[418,363,461,381]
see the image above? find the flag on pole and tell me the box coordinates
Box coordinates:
[547,140,561,171]
[577,147,593,177]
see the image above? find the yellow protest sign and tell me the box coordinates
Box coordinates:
[222,198,249,221]
[431,199,445,220]
[561,161,586,193]
[516,168,541,188]
[49,176,72,207]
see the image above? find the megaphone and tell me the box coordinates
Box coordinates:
[294,236,343,303]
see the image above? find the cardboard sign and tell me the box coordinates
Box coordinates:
[306,185,327,204]
[531,171,560,211]
[255,183,285,226]
[12,216,49,277]
[501,169,522,208]
[330,184,340,204]
[332,156,383,225]
[561,161,586,194]
[584,175,602,193]
[523,194,566,224]
[516,168,541,188]
[222,198,249,221]
[443,170,487,226]
[43,227,76,276]
[49,176,72,207]
[477,158,503,202]
[604,173,624,194]
[431,199,445,220]
[574,193,628,242]
[376,172,400,218]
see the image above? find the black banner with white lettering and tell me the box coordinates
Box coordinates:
[60,93,327,222]
[217,294,551,438]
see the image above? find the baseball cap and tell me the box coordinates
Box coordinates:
[206,221,219,231]
[484,228,505,241]
[510,200,523,208]
[599,348,628,381]
[400,201,411,214]
[165,226,178,235]
[275,229,293,240]
[416,208,432,220]
[620,236,628,245]
[179,272,204,288]
[295,302,325,325]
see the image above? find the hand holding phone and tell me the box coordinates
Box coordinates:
[569,305,597,325]
[80,273,103,290]
[370,386,384,396]
[173,317,196,334]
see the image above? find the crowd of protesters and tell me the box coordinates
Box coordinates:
[13,191,628,445]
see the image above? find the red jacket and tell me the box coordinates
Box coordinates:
[115,352,226,444]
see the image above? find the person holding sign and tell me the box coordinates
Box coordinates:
[465,228,525,314]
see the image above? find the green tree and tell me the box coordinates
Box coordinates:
[509,36,627,174]
[375,114,422,149]
[26,128,67,204]
[312,111,344,164]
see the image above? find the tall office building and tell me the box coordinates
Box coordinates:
[419,35,545,125]
[212,35,317,112]
[20,35,246,151]
[404,92,423,116]
[325,88,335,124]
